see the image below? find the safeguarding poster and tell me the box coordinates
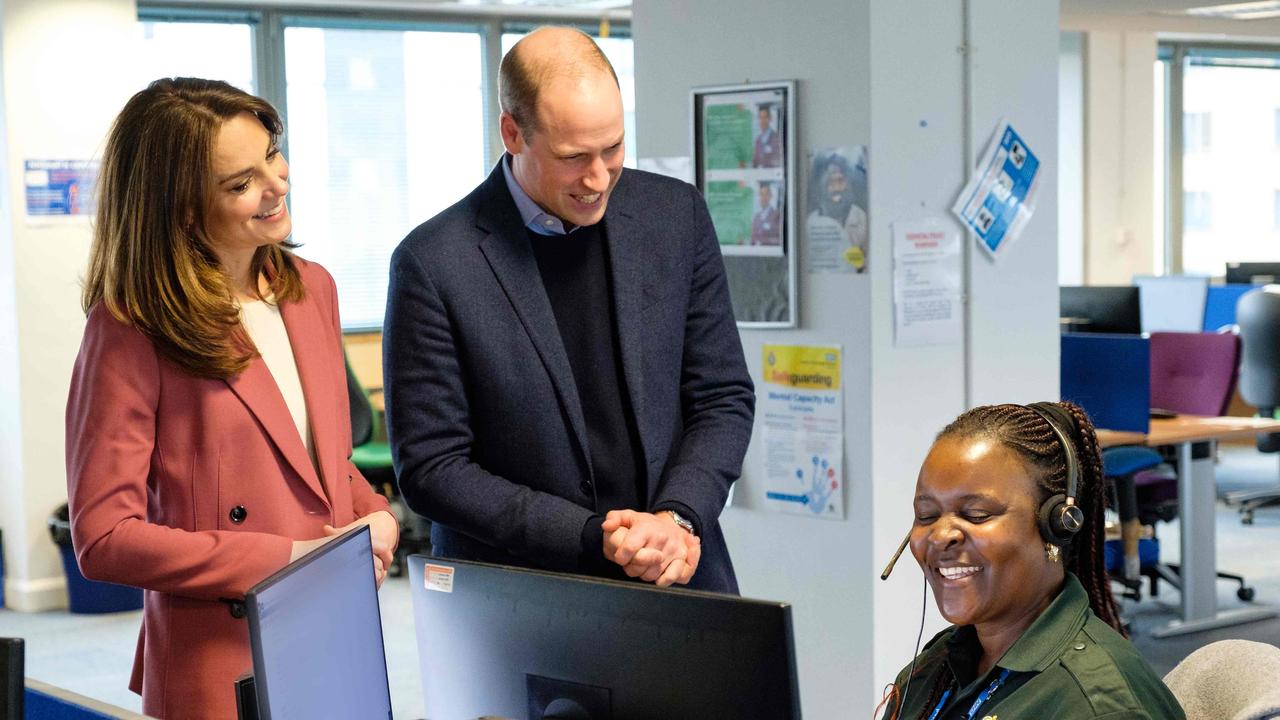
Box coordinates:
[761,345,844,520]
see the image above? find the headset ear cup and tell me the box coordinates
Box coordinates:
[1039,493,1084,545]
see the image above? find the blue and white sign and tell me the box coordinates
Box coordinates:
[24,159,99,220]
[951,121,1041,257]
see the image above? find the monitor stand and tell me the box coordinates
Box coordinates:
[526,675,611,720]
[235,672,258,720]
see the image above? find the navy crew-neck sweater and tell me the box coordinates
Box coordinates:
[526,223,645,578]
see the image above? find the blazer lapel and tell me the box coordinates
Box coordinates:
[224,353,330,507]
[603,175,650,466]
[475,162,593,476]
[280,297,340,508]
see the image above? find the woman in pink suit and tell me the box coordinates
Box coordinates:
[65,78,398,719]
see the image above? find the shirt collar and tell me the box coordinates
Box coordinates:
[502,153,574,236]
[945,573,1092,677]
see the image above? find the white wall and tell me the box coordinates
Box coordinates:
[1060,31,1085,286]
[635,0,1059,714]
[1082,30,1158,284]
[0,0,139,610]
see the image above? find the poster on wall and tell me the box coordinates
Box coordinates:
[892,218,962,347]
[760,344,844,520]
[951,120,1040,257]
[695,85,788,257]
[24,159,98,222]
[806,145,869,274]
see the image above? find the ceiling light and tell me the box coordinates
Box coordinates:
[1185,1,1280,19]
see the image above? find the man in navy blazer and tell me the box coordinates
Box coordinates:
[383,27,754,593]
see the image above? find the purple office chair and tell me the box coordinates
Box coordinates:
[1132,331,1254,601]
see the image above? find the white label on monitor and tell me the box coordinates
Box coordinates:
[424,564,455,593]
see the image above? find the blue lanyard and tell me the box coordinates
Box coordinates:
[925,668,1012,720]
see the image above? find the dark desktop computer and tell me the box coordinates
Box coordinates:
[1059,285,1142,334]
[408,555,801,719]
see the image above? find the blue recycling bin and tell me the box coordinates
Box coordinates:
[48,504,142,614]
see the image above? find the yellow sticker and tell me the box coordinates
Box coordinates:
[844,245,865,269]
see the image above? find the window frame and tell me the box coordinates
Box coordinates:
[1158,41,1280,275]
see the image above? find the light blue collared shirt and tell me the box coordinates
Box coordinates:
[502,154,577,236]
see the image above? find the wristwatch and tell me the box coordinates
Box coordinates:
[663,510,696,536]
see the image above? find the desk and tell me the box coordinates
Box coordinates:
[1097,415,1280,637]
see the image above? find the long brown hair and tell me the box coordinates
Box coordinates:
[83,77,304,379]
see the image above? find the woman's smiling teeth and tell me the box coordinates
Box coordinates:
[938,565,983,580]
[254,202,284,219]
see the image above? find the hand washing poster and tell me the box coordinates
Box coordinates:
[761,345,844,520]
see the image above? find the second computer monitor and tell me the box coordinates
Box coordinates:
[1225,262,1280,285]
[408,555,801,720]
[1059,285,1142,334]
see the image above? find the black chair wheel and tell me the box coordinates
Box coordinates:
[1242,510,1255,525]
[1238,586,1256,602]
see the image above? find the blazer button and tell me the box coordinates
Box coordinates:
[580,481,592,495]
[229,505,247,524]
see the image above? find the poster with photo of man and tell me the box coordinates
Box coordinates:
[806,146,869,273]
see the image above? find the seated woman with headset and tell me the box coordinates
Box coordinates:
[881,402,1184,720]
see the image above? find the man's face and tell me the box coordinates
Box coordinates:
[825,164,849,202]
[758,108,771,132]
[503,72,625,229]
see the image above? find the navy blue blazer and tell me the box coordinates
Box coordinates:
[384,161,754,593]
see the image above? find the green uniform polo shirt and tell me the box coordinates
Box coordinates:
[883,574,1185,720]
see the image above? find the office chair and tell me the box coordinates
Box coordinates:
[1128,331,1253,602]
[345,356,430,576]
[1233,287,1280,524]
[1164,639,1280,720]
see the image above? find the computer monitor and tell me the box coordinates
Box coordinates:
[1058,286,1141,334]
[1225,261,1280,285]
[246,526,392,720]
[408,555,801,719]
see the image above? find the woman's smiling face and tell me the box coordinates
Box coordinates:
[909,435,1064,629]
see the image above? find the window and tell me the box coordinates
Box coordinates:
[1161,44,1280,276]
[138,7,634,330]
[283,25,487,328]
[1183,111,1211,153]
[1185,191,1212,231]
[137,13,255,93]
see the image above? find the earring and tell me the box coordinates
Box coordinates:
[1045,543,1062,563]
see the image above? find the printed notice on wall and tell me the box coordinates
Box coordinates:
[761,345,844,520]
[893,219,962,347]
[24,159,99,223]
[951,120,1040,257]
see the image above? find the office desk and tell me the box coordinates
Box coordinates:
[1097,415,1280,637]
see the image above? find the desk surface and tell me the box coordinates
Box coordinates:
[1096,415,1280,448]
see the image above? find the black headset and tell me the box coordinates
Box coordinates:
[1027,402,1084,547]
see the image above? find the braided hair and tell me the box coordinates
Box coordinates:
[936,402,1123,635]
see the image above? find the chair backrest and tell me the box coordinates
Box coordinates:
[1238,287,1280,409]
[345,355,374,447]
[1148,331,1240,416]
[1164,639,1280,720]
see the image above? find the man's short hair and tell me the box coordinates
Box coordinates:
[499,27,619,135]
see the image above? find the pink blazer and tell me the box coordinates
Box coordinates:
[66,258,390,720]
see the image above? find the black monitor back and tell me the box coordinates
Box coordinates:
[1225,262,1280,285]
[408,555,801,720]
[1059,285,1141,334]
